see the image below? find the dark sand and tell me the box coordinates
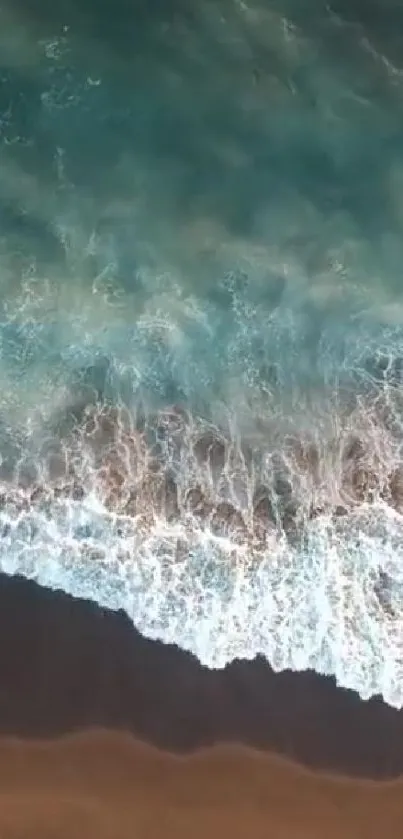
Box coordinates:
[0,573,402,837]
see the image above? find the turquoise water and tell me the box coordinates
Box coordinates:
[1,0,403,706]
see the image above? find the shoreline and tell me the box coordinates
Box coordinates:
[0,571,402,780]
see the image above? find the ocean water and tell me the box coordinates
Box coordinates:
[1,0,403,706]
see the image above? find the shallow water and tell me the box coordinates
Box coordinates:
[1,0,403,706]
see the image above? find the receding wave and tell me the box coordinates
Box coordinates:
[0,362,402,709]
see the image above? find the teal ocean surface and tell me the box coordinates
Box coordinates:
[1,0,403,707]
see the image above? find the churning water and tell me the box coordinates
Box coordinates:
[1,0,403,706]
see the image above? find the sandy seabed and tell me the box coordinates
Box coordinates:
[0,573,402,838]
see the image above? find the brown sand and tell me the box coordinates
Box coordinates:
[0,571,403,837]
[0,730,403,839]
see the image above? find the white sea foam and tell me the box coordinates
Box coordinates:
[0,490,402,707]
[0,392,402,708]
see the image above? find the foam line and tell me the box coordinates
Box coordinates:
[0,400,401,708]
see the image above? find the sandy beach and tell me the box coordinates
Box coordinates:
[0,572,401,837]
[0,731,403,839]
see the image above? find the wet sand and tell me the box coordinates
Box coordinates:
[0,574,402,838]
[1,572,403,779]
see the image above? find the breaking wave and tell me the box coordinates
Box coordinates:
[2,0,403,709]
[0,348,403,709]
